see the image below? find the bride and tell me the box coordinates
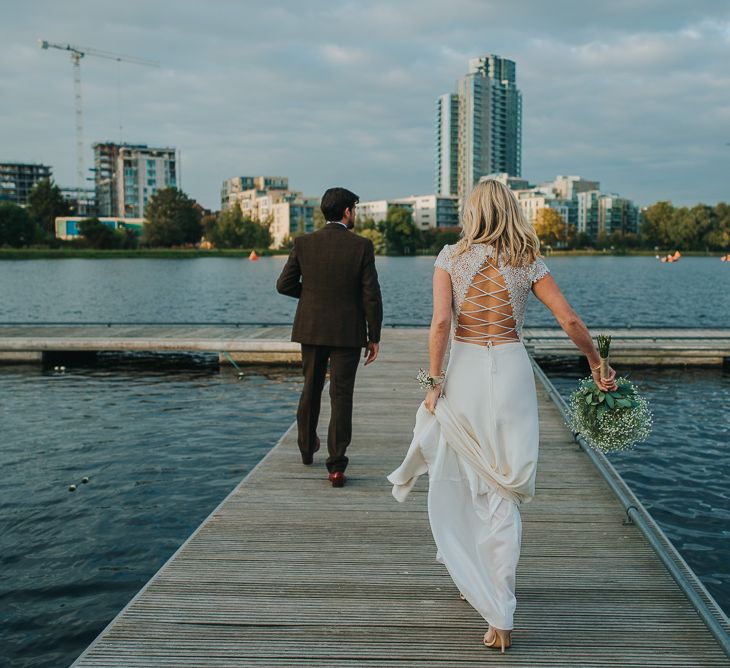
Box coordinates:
[387,179,617,653]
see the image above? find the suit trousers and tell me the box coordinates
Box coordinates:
[298,344,361,473]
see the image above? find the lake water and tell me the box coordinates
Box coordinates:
[545,364,730,617]
[1,255,729,666]
[0,358,301,668]
[0,255,728,327]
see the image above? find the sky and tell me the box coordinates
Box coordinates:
[1,0,729,210]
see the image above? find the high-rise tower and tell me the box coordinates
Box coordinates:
[436,54,522,202]
[435,94,459,196]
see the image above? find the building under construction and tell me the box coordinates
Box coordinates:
[0,163,52,206]
[93,142,177,218]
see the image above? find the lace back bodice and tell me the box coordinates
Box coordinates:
[434,243,550,343]
[455,258,519,346]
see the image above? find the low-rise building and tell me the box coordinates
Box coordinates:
[93,142,177,218]
[358,194,458,229]
[493,173,637,242]
[55,216,144,240]
[221,176,289,211]
[356,199,391,224]
[598,194,640,237]
[541,175,600,200]
[0,163,53,205]
[480,173,531,190]
[220,176,320,248]
[393,195,459,229]
[270,197,320,248]
[577,190,601,239]
[60,186,97,217]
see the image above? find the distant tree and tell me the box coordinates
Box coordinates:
[117,225,140,249]
[355,215,377,232]
[293,214,306,236]
[640,201,674,248]
[608,230,640,249]
[313,208,326,230]
[703,202,730,250]
[143,188,202,247]
[573,231,593,249]
[418,227,461,253]
[0,203,35,247]
[78,218,121,249]
[200,212,218,241]
[359,228,386,254]
[381,206,420,255]
[209,206,271,249]
[27,178,71,239]
[685,204,715,250]
[534,208,573,248]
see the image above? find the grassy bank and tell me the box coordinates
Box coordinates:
[0,248,291,259]
[0,247,724,259]
[544,249,724,257]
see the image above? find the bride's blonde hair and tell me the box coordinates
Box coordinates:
[455,179,541,266]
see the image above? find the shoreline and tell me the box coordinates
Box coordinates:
[0,248,725,260]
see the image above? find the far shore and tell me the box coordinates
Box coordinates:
[0,248,725,260]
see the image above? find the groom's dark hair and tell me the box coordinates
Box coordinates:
[321,187,359,222]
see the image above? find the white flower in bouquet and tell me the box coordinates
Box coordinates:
[568,377,653,452]
[567,335,653,453]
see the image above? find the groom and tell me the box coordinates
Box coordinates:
[276,187,383,488]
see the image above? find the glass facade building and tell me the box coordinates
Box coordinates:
[93,143,176,218]
[435,94,459,196]
[0,163,52,205]
[436,55,522,202]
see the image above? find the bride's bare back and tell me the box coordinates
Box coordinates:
[455,256,519,346]
[435,242,549,346]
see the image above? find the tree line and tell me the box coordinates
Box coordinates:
[0,180,271,250]
[533,202,730,251]
[2,179,728,253]
[277,207,460,254]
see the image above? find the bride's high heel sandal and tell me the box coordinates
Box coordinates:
[483,627,512,654]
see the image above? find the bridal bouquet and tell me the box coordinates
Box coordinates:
[567,335,653,453]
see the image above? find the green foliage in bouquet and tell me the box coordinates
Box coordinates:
[568,377,653,453]
[596,334,611,358]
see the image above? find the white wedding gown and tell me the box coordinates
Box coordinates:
[388,242,550,630]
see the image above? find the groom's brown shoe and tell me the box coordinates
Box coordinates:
[328,472,346,488]
[301,436,321,465]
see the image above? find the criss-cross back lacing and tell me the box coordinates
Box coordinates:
[454,259,519,347]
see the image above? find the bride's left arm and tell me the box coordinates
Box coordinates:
[425,268,452,412]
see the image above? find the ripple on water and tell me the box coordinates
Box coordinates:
[546,365,730,616]
[0,358,302,668]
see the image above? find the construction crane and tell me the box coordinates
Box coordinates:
[39,39,160,197]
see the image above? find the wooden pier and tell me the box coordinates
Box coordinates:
[71,329,728,666]
[1,324,730,365]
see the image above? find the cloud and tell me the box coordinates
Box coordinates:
[319,44,367,65]
[1,1,729,208]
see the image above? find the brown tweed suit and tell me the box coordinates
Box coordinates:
[276,223,383,472]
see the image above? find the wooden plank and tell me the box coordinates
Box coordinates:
[0,325,727,365]
[70,328,728,666]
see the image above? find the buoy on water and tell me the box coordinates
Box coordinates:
[249,250,259,261]
[658,250,681,263]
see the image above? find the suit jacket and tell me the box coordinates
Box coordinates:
[276,223,383,347]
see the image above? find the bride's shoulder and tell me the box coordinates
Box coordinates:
[434,243,455,271]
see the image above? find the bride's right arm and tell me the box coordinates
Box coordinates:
[532,275,617,391]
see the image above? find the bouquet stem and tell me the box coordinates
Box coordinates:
[599,356,610,381]
[596,334,612,381]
